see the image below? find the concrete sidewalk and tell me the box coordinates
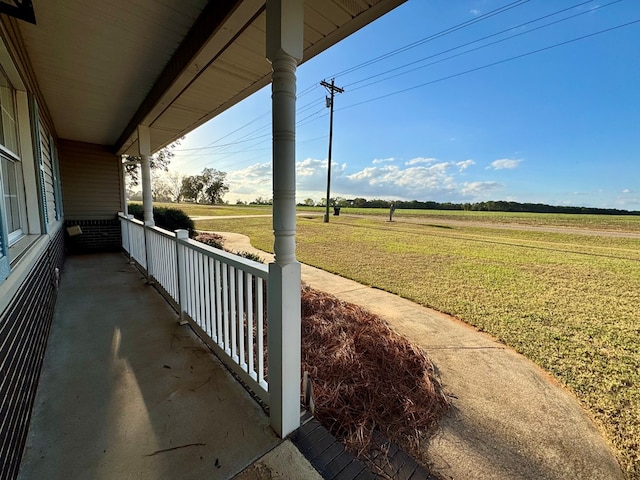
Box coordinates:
[219,232,624,480]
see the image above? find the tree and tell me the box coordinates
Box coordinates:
[251,196,272,205]
[123,137,184,186]
[150,170,185,202]
[180,175,203,203]
[179,168,229,204]
[164,171,184,203]
[151,175,171,202]
[302,198,315,206]
[352,197,367,208]
[201,168,229,204]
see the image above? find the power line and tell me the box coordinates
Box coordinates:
[176,108,330,172]
[177,97,326,153]
[338,18,640,113]
[344,0,610,90]
[329,0,532,79]
[176,3,632,173]
[178,0,534,161]
[174,0,537,163]
[176,106,327,168]
[176,134,328,174]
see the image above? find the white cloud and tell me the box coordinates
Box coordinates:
[343,162,458,199]
[226,162,272,198]
[296,158,347,192]
[622,188,631,193]
[461,181,502,196]
[372,157,395,164]
[225,156,512,203]
[487,158,522,170]
[456,159,475,171]
[404,157,437,166]
[470,8,480,15]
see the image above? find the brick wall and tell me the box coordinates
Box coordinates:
[64,219,121,254]
[0,227,65,480]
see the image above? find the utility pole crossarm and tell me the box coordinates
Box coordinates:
[320,80,344,94]
[321,78,344,223]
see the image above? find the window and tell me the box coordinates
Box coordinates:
[0,68,18,155]
[2,155,22,242]
[0,66,24,248]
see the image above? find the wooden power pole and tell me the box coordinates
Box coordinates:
[321,79,344,223]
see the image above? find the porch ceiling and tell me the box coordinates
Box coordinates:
[13,0,406,156]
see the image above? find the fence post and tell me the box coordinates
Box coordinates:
[143,220,154,284]
[175,229,189,325]
[127,215,135,264]
[268,261,301,438]
[118,212,131,263]
[117,212,128,258]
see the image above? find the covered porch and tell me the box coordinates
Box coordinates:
[3,0,406,442]
[19,252,354,479]
[0,1,408,477]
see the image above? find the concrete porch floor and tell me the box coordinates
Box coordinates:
[18,253,320,480]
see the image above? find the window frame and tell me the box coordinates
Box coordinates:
[1,150,27,245]
[0,68,26,248]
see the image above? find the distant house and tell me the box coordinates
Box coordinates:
[0,1,405,477]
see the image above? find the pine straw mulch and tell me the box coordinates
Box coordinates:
[301,284,450,462]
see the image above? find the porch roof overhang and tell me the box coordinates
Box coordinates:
[10,0,406,156]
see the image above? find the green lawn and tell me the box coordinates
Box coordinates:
[137,201,273,217]
[194,211,640,478]
[299,205,640,232]
[146,201,640,232]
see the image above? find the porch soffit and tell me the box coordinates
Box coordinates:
[13,0,406,155]
[16,0,211,146]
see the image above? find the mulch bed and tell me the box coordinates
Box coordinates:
[301,284,450,460]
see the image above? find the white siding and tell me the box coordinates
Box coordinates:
[58,140,122,220]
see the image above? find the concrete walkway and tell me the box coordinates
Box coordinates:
[219,232,624,480]
[18,254,321,480]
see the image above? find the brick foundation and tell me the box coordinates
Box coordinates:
[0,227,65,480]
[65,219,121,254]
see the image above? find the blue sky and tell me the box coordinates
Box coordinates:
[171,0,640,209]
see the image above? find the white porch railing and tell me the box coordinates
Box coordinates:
[117,213,269,404]
[121,214,147,270]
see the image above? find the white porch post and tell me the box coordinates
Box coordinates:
[138,125,154,225]
[138,125,155,282]
[121,162,129,216]
[266,0,303,438]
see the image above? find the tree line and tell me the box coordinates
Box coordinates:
[300,197,639,216]
[128,167,229,204]
[123,142,637,214]
[124,139,230,205]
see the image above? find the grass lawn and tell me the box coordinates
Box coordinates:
[136,201,273,217]
[194,211,640,478]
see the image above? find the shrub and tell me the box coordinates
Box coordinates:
[193,233,262,262]
[127,202,143,219]
[234,251,263,263]
[194,232,224,250]
[127,203,195,237]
